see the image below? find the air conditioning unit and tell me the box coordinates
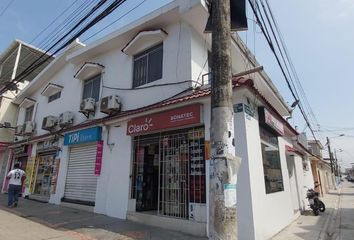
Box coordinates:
[23,121,35,135]
[80,98,95,113]
[58,111,74,128]
[15,124,24,135]
[100,95,121,115]
[42,116,58,131]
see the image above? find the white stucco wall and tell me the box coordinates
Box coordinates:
[0,97,18,142]
[17,21,196,135]
[234,99,257,240]
[232,95,300,240]
[95,122,132,218]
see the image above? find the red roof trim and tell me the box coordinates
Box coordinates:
[11,77,299,145]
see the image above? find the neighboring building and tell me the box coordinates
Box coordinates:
[308,140,336,196]
[0,40,53,190]
[3,1,316,239]
[284,133,315,214]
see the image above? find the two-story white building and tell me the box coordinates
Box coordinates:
[5,1,315,239]
[0,40,53,191]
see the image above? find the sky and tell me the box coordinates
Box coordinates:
[0,0,353,168]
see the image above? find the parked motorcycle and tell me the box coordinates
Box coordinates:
[306,188,326,216]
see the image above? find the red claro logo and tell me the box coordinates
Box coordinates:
[128,118,153,134]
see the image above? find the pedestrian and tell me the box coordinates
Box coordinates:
[6,163,26,208]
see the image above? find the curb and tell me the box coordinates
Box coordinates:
[318,186,342,240]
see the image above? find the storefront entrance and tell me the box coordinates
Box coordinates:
[131,128,206,220]
[33,153,56,200]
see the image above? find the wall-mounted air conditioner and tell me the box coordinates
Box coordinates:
[100,95,121,115]
[58,111,74,128]
[42,116,58,131]
[23,121,35,135]
[80,98,95,113]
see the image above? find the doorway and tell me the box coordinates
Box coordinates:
[33,154,55,199]
[132,137,159,212]
[286,155,301,213]
[131,128,206,220]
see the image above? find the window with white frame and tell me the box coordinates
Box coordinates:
[82,75,101,102]
[24,105,34,122]
[133,43,163,88]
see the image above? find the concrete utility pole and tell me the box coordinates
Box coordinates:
[209,0,239,239]
[327,137,334,174]
[334,149,339,176]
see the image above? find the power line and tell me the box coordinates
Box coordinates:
[263,0,320,130]
[84,0,147,42]
[0,0,128,95]
[0,0,99,83]
[0,0,15,17]
[248,0,319,142]
[30,0,80,44]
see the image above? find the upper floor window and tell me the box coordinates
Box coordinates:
[83,75,101,102]
[48,91,61,103]
[24,105,34,122]
[133,43,163,88]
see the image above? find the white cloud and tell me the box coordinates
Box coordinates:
[317,0,354,21]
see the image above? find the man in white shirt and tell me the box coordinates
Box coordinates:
[6,163,26,208]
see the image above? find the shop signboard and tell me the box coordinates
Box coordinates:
[95,140,104,176]
[37,139,59,152]
[29,157,39,193]
[13,145,28,156]
[24,157,36,193]
[258,107,284,136]
[188,129,206,204]
[127,104,202,135]
[64,127,102,146]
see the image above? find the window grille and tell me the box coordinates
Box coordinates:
[83,75,101,102]
[133,44,163,88]
[48,91,61,103]
[24,105,34,122]
[131,128,206,219]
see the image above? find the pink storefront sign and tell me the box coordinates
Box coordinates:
[95,140,104,176]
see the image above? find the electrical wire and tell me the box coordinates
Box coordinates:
[30,0,80,44]
[263,0,320,130]
[0,0,99,84]
[248,0,320,142]
[83,0,147,41]
[0,0,15,17]
[0,0,128,95]
[103,80,202,91]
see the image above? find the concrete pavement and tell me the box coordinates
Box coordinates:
[272,180,354,240]
[0,194,207,240]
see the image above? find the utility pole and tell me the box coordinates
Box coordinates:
[209,0,239,239]
[327,137,334,174]
[334,149,338,176]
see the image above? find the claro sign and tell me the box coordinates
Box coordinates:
[127,104,202,135]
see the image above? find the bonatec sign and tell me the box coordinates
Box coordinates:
[127,104,202,135]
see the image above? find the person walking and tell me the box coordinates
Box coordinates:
[6,163,26,208]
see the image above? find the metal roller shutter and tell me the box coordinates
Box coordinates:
[64,144,97,204]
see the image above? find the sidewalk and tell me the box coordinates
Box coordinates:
[0,194,207,240]
[272,180,354,240]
